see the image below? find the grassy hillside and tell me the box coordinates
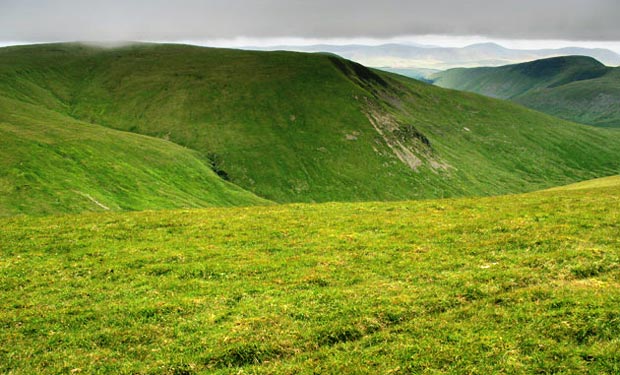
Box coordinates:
[1,178,619,374]
[547,175,620,191]
[0,93,268,216]
[2,43,620,213]
[432,56,620,127]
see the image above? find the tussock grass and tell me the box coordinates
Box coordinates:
[1,179,619,374]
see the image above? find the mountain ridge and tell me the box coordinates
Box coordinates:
[432,55,620,128]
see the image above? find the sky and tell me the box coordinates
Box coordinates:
[1,0,619,52]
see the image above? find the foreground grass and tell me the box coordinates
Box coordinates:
[547,175,620,191]
[1,179,619,374]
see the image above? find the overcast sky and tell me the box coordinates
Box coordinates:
[1,0,619,51]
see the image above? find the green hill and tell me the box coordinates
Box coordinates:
[432,56,620,128]
[2,43,620,215]
[0,96,269,217]
[1,177,619,374]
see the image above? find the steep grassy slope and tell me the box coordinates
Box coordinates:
[0,93,268,216]
[2,44,620,209]
[2,178,619,374]
[433,56,620,127]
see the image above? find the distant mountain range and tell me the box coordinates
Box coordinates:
[247,42,620,70]
[433,56,620,128]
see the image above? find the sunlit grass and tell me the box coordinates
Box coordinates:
[1,179,619,374]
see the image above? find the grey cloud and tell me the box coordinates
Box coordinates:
[0,0,618,42]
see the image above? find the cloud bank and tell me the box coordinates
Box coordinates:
[0,0,618,42]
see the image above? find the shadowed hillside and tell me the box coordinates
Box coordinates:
[433,56,620,128]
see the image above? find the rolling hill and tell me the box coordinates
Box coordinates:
[432,56,620,128]
[2,43,620,215]
[0,95,269,217]
[2,42,620,373]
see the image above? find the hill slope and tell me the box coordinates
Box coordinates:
[2,43,620,213]
[2,177,619,373]
[0,93,268,216]
[432,56,620,127]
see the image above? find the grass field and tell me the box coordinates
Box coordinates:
[1,176,619,374]
[547,175,620,191]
